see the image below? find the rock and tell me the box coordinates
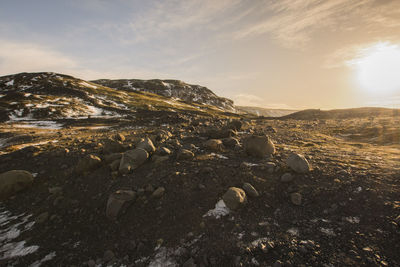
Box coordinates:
[281,173,293,182]
[110,159,120,171]
[87,259,96,267]
[76,154,102,173]
[114,133,125,142]
[106,190,136,219]
[103,139,125,154]
[119,148,149,174]
[222,187,247,210]
[286,153,310,173]
[35,212,49,224]
[183,257,196,267]
[227,120,242,131]
[155,147,171,156]
[177,149,194,160]
[290,193,302,205]
[223,137,240,147]
[243,135,275,158]
[136,137,156,153]
[204,139,224,151]
[0,170,34,199]
[242,183,259,197]
[152,187,165,198]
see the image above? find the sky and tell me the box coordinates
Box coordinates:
[1,0,400,109]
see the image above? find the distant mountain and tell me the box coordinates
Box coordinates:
[0,72,236,123]
[91,79,235,112]
[280,107,400,120]
[236,106,298,117]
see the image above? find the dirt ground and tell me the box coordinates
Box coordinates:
[0,113,399,266]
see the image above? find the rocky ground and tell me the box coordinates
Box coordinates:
[0,111,399,267]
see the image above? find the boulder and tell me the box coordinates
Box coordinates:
[104,153,123,164]
[242,183,259,197]
[75,154,102,173]
[106,190,136,219]
[155,130,172,143]
[243,135,275,158]
[119,148,149,174]
[0,170,34,199]
[110,159,121,171]
[136,137,156,153]
[151,155,169,164]
[177,149,194,160]
[204,139,224,151]
[286,153,310,173]
[222,187,247,210]
[205,127,236,139]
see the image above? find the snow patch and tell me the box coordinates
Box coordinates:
[203,200,230,219]
[320,228,335,236]
[5,80,14,86]
[29,251,56,267]
[344,216,360,224]
[148,247,177,267]
[79,81,97,89]
[287,228,299,236]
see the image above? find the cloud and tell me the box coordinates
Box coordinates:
[234,0,400,48]
[0,39,173,80]
[0,40,77,75]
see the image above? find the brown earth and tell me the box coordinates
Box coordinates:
[0,112,399,266]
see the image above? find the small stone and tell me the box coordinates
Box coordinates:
[110,159,120,171]
[290,193,302,205]
[152,187,165,198]
[119,148,149,174]
[87,259,96,267]
[272,260,283,267]
[103,139,125,154]
[222,187,247,210]
[242,183,259,197]
[223,137,240,147]
[204,139,224,151]
[183,257,196,267]
[48,186,62,195]
[286,153,310,173]
[281,173,293,183]
[177,149,194,160]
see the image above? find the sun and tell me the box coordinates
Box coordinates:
[350,42,400,95]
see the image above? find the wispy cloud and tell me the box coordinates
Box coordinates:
[234,0,400,48]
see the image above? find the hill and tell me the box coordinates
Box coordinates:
[279,107,400,120]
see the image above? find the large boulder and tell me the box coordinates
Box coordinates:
[204,127,236,139]
[242,183,259,197]
[76,154,102,173]
[222,187,247,210]
[223,137,240,147]
[106,190,136,219]
[227,120,242,131]
[286,153,310,173]
[0,170,34,199]
[136,137,156,153]
[243,135,275,158]
[119,148,149,174]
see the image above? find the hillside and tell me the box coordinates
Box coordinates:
[280,107,400,120]
[91,78,235,112]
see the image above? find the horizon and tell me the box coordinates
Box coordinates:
[1,0,400,110]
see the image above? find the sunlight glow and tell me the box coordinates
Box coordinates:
[350,42,400,95]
